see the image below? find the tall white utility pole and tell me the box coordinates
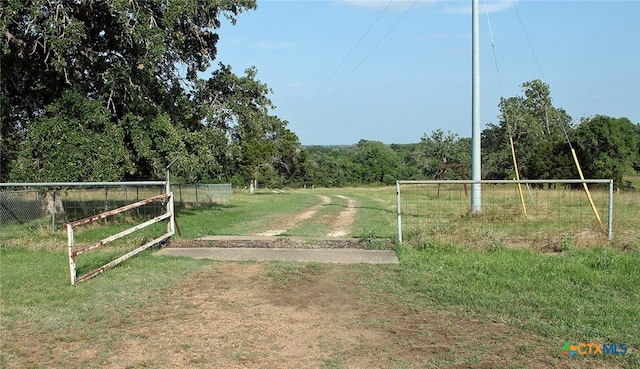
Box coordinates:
[471,0,482,213]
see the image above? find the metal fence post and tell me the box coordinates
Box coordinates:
[67,223,76,285]
[608,179,614,241]
[396,181,402,244]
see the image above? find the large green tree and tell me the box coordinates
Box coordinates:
[418,129,471,179]
[483,80,573,180]
[352,139,400,185]
[9,89,133,182]
[572,115,640,188]
[196,64,307,188]
[306,145,359,187]
[1,0,257,182]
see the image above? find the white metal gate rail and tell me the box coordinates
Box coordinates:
[66,192,175,285]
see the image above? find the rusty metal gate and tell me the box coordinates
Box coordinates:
[66,192,175,285]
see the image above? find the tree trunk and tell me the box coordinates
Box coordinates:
[248,178,258,194]
[41,189,65,216]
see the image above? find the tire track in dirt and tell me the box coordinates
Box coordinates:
[327,195,357,237]
[256,195,331,236]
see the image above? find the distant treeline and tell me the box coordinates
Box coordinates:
[300,81,639,189]
[302,113,640,189]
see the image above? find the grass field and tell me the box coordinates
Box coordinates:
[1,186,639,368]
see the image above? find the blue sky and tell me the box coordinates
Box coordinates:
[213,0,640,145]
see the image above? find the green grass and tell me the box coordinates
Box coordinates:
[1,247,210,325]
[282,194,344,237]
[0,247,211,367]
[177,190,321,238]
[315,187,398,240]
[390,244,640,345]
[0,218,65,249]
[625,175,640,189]
[176,188,399,240]
[2,185,639,367]
[264,261,323,287]
[347,243,640,366]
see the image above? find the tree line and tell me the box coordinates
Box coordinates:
[2,2,638,189]
[305,81,640,189]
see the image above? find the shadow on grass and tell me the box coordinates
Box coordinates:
[176,202,238,215]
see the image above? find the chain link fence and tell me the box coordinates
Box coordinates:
[173,184,233,207]
[0,183,232,230]
[0,189,43,225]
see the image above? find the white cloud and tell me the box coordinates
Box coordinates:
[289,81,307,88]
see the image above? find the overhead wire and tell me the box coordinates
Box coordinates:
[511,0,546,83]
[293,0,394,122]
[510,0,574,147]
[484,0,528,216]
[299,0,419,125]
[483,0,509,132]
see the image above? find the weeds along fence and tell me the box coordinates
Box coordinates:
[0,182,232,231]
[395,179,625,250]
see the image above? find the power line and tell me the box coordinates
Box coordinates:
[504,1,574,149]
[511,0,546,82]
[300,0,419,125]
[293,0,394,122]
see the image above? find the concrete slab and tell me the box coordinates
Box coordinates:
[196,235,363,242]
[154,247,399,264]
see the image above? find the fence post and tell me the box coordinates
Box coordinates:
[67,223,76,285]
[396,181,403,244]
[165,157,179,237]
[608,179,613,241]
[51,201,56,231]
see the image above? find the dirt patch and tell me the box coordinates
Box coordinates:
[254,194,358,238]
[327,195,357,237]
[95,264,558,368]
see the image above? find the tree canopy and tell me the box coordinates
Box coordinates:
[572,115,640,187]
[1,0,306,186]
[418,129,470,179]
[482,80,574,180]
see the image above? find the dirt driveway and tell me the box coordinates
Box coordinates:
[131,193,572,369]
[101,262,557,369]
[255,194,357,238]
